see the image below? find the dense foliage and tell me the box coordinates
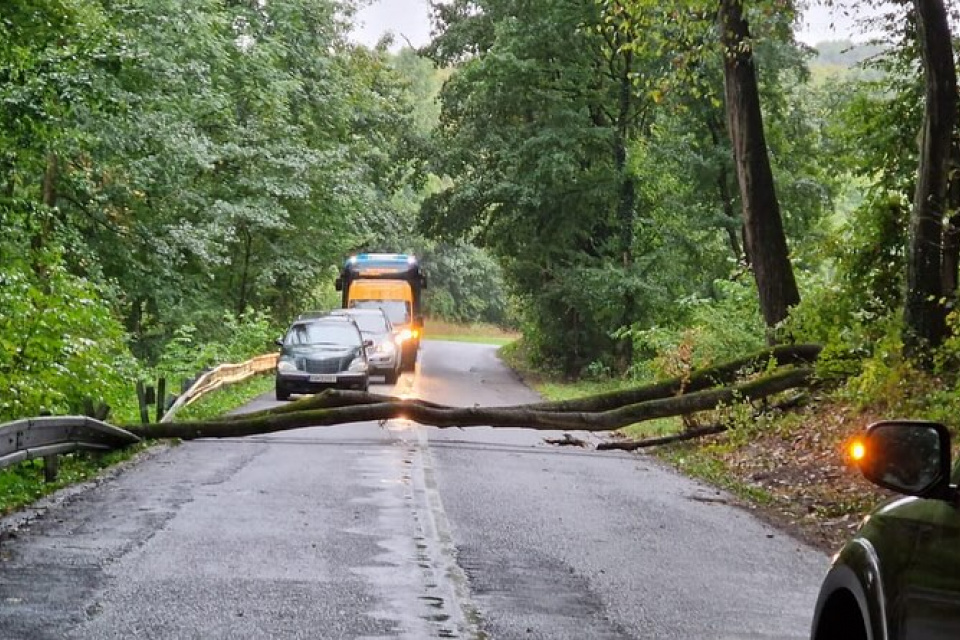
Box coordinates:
[421,0,833,374]
[4,0,960,422]
[0,0,440,420]
[418,0,960,410]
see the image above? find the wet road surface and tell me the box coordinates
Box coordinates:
[0,340,829,639]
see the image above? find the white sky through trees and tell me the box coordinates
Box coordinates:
[350,0,884,50]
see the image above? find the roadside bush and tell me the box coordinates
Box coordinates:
[0,258,139,422]
[625,278,766,381]
[151,308,279,386]
[780,268,889,381]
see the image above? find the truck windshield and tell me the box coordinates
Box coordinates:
[351,300,410,325]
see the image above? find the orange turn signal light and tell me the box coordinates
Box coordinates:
[850,440,866,463]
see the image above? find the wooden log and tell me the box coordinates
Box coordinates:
[124,367,814,440]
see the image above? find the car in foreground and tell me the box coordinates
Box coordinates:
[324,308,401,384]
[274,315,371,400]
[810,419,960,640]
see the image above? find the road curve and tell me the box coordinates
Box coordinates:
[0,340,829,639]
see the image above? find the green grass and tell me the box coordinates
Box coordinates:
[0,443,151,516]
[424,318,520,346]
[498,338,682,438]
[0,373,275,516]
[174,373,274,421]
[428,333,518,346]
[534,379,682,439]
[659,443,775,507]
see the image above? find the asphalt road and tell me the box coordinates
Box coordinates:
[0,340,829,639]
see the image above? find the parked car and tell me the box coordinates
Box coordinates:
[810,419,960,640]
[274,315,371,400]
[325,308,402,384]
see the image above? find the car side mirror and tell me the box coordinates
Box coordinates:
[854,420,953,499]
[414,315,425,328]
[275,337,284,347]
[363,339,374,349]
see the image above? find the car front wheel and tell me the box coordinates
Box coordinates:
[275,383,291,401]
[812,590,868,640]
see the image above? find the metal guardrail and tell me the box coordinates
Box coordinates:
[0,353,277,481]
[160,352,278,423]
[0,416,141,480]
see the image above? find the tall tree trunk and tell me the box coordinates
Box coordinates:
[614,47,636,369]
[718,0,800,334]
[903,0,957,359]
[237,226,253,315]
[707,116,744,262]
[42,153,58,208]
[31,153,59,278]
[942,136,960,301]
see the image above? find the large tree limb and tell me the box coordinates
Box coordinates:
[260,343,822,416]
[123,367,814,440]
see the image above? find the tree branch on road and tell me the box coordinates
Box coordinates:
[121,344,821,444]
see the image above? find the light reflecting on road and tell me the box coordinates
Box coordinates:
[386,368,418,431]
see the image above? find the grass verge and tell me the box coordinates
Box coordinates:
[499,339,681,437]
[174,373,274,421]
[425,318,520,346]
[0,444,152,517]
[0,373,275,517]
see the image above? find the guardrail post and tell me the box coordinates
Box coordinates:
[136,381,150,424]
[43,455,59,483]
[82,397,111,421]
[156,377,166,423]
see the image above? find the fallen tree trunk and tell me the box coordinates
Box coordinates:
[250,343,822,417]
[123,367,815,440]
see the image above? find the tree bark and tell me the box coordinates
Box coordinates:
[706,115,744,262]
[251,344,822,417]
[614,47,638,369]
[42,153,58,209]
[718,0,800,333]
[124,367,815,440]
[237,225,253,315]
[904,0,958,359]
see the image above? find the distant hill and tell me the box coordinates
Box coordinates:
[807,40,887,82]
[812,40,886,67]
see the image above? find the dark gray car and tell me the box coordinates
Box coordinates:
[274,316,371,400]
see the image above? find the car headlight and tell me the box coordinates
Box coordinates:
[397,329,414,343]
[277,357,298,373]
[375,340,396,355]
[348,357,368,372]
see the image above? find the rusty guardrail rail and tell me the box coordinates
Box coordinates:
[160,352,278,423]
[0,416,141,480]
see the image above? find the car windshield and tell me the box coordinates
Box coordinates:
[351,300,410,325]
[284,322,360,347]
